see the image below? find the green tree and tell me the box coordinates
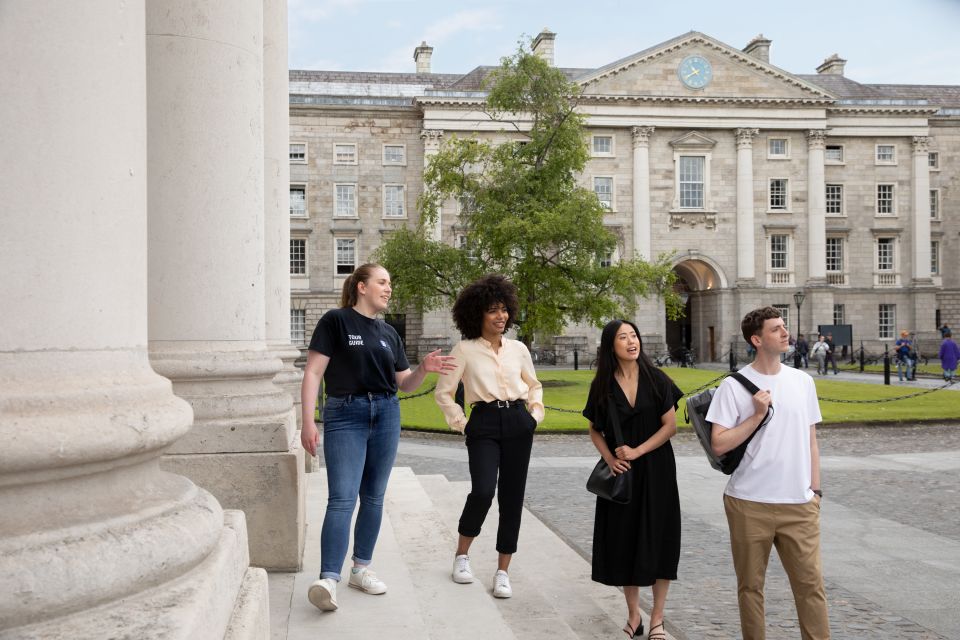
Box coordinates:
[376,41,682,341]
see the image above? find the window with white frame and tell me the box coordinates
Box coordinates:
[456,234,477,261]
[826,237,844,273]
[383,184,405,217]
[334,143,357,165]
[932,240,940,275]
[875,144,896,164]
[593,176,613,210]
[928,151,939,170]
[335,183,356,217]
[335,238,356,275]
[290,185,306,217]
[290,309,306,345]
[876,184,895,215]
[768,138,789,159]
[458,193,477,215]
[825,144,844,163]
[289,143,306,163]
[773,304,790,330]
[290,238,306,275]
[769,178,789,211]
[678,156,705,208]
[833,304,845,326]
[770,234,789,270]
[382,144,405,165]
[592,135,614,156]
[826,184,843,215]
[930,189,940,219]
[878,304,896,339]
[875,237,897,287]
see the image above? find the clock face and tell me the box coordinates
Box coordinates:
[678,55,713,90]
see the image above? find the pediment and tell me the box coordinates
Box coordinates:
[576,32,834,103]
[669,131,717,149]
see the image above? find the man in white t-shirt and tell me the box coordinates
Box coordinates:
[706,306,829,639]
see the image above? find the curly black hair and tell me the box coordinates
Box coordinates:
[451,274,519,339]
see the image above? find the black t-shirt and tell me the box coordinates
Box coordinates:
[308,307,410,396]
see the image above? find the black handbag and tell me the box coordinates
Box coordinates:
[586,396,632,504]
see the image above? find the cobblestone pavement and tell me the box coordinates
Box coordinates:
[394,424,960,639]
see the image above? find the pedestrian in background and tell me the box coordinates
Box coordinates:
[796,333,809,369]
[895,330,915,382]
[811,335,829,375]
[939,330,960,382]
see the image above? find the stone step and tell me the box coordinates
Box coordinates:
[418,473,678,640]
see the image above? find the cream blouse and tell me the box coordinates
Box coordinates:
[434,337,545,432]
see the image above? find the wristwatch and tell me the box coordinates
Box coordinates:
[812,489,823,497]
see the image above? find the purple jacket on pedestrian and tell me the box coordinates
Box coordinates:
[939,338,960,371]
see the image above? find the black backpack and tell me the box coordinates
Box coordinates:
[685,372,774,475]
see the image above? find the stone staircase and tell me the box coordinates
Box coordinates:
[271,468,676,640]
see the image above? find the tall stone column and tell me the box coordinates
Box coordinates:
[807,130,828,283]
[631,126,655,260]
[263,0,304,433]
[421,128,445,241]
[147,0,305,571]
[735,128,759,283]
[911,136,933,283]
[0,2,267,637]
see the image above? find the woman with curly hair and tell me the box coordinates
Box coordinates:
[584,319,683,639]
[435,274,544,599]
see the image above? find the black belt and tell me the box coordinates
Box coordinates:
[471,399,526,410]
[328,391,395,401]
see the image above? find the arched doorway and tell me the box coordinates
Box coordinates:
[666,256,725,362]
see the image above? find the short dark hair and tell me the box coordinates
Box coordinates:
[451,274,519,339]
[945,330,953,338]
[741,306,782,345]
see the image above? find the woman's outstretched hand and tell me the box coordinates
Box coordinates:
[421,348,457,374]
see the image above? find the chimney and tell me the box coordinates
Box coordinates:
[743,34,771,63]
[414,41,433,74]
[817,53,846,76]
[532,28,556,66]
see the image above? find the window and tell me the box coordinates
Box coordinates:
[290,185,306,217]
[826,184,843,216]
[769,178,789,211]
[599,251,614,268]
[334,143,357,165]
[878,304,896,339]
[876,184,895,215]
[592,135,614,156]
[678,156,704,208]
[770,234,789,270]
[929,151,939,170]
[290,239,306,275]
[930,189,940,219]
[458,194,477,215]
[768,138,789,158]
[290,309,306,345]
[335,184,356,217]
[932,240,940,275]
[383,185,405,217]
[289,143,306,163]
[457,234,477,261]
[773,304,790,330]
[825,145,844,163]
[833,304,845,326]
[826,237,844,273]
[593,176,613,210]
[383,144,405,165]
[335,238,356,275]
[877,238,895,271]
[876,144,896,164]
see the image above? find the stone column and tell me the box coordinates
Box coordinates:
[263,0,304,433]
[0,2,267,636]
[735,128,759,283]
[807,130,828,283]
[147,0,305,571]
[631,126,655,260]
[911,136,933,283]
[421,128,445,241]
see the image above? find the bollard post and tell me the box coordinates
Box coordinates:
[859,342,865,372]
[729,342,736,372]
[883,344,891,385]
[573,349,579,371]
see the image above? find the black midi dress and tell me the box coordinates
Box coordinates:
[583,369,683,586]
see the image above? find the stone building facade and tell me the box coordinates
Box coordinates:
[289,31,959,362]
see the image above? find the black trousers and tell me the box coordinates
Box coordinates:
[458,401,536,554]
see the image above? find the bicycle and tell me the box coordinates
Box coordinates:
[653,353,674,367]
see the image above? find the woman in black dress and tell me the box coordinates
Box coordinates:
[583,319,683,639]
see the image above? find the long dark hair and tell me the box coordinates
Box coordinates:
[587,319,661,421]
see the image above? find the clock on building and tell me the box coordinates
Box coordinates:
[678,55,713,90]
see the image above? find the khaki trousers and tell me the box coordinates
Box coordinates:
[724,494,830,640]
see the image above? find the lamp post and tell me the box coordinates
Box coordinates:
[793,290,806,368]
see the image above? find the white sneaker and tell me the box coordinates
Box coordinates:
[492,570,512,598]
[348,566,388,595]
[452,554,474,584]
[307,578,338,611]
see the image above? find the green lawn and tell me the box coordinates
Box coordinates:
[396,368,960,432]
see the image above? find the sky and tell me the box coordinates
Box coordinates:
[288,0,960,85]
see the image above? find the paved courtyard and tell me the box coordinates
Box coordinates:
[395,423,960,639]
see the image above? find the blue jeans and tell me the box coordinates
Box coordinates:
[320,392,400,581]
[897,357,914,381]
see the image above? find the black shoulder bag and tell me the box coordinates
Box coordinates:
[586,395,632,504]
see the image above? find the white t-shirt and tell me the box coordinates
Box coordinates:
[706,364,822,503]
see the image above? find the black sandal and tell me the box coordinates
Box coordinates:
[623,621,644,638]
[647,621,666,639]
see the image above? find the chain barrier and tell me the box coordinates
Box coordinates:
[818,378,956,403]
[398,384,437,401]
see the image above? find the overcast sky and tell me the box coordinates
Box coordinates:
[288,0,960,85]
